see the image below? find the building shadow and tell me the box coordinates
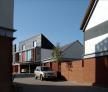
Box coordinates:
[12,82,108,92]
[94,37,108,86]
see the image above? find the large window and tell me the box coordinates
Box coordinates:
[33,41,37,47]
[26,50,32,61]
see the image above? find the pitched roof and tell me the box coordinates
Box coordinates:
[61,40,82,52]
[80,0,99,31]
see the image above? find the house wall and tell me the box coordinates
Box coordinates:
[0,0,13,29]
[16,47,41,62]
[61,56,108,85]
[43,62,50,67]
[13,65,19,74]
[19,34,41,51]
[86,0,108,30]
[0,0,14,91]
[41,49,53,62]
[62,41,83,59]
[43,56,108,85]
[0,36,13,92]
[84,20,108,59]
[17,34,54,63]
[84,0,108,58]
[35,47,41,62]
[61,60,84,83]
[15,53,19,62]
[93,56,108,84]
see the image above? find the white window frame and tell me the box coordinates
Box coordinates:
[22,45,26,50]
[33,41,37,47]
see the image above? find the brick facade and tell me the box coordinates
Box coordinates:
[13,65,19,73]
[0,36,13,92]
[43,56,108,85]
[61,60,84,83]
[61,56,108,85]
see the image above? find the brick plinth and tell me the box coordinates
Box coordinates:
[0,35,14,92]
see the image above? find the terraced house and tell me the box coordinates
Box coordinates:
[80,0,108,84]
[13,34,54,74]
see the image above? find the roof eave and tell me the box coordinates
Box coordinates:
[80,0,99,31]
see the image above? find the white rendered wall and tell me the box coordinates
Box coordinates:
[84,0,108,58]
[86,0,108,30]
[85,33,108,55]
[0,0,13,28]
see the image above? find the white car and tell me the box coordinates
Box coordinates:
[34,66,57,81]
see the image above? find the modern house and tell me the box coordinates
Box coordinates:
[80,0,108,58]
[13,34,54,73]
[42,40,83,77]
[42,40,83,63]
[80,0,108,84]
[0,0,15,92]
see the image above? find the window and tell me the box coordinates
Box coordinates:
[27,50,31,61]
[22,45,26,50]
[33,41,37,47]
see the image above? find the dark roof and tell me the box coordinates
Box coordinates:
[80,0,99,31]
[61,40,82,52]
[0,26,16,32]
[41,34,55,49]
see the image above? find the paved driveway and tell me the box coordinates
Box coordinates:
[13,77,108,92]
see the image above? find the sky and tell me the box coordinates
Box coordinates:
[14,0,89,47]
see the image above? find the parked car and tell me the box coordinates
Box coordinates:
[34,66,57,81]
[21,69,27,73]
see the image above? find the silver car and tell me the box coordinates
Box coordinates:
[34,66,57,81]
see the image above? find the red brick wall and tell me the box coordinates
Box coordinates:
[61,59,96,84]
[31,48,36,61]
[83,58,96,84]
[0,36,13,92]
[43,56,108,85]
[15,53,19,62]
[94,56,108,84]
[61,56,108,85]
[13,65,19,74]
[61,60,84,82]
[51,62,59,72]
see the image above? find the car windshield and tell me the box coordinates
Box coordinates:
[41,67,51,71]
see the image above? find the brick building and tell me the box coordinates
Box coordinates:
[13,34,54,74]
[80,0,108,84]
[0,0,15,92]
[43,0,108,85]
[42,40,83,78]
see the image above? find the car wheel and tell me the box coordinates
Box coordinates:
[40,75,43,81]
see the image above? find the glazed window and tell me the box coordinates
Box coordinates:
[33,41,37,47]
[22,45,26,50]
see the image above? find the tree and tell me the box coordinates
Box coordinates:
[52,43,62,62]
[52,43,62,78]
